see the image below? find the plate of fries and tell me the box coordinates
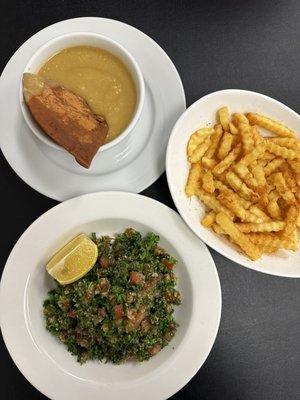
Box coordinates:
[166,89,300,277]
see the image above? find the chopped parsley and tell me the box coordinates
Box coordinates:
[43,228,181,364]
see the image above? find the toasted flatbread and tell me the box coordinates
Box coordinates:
[23,73,108,168]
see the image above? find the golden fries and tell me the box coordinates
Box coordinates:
[246,112,295,138]
[234,164,258,189]
[196,188,234,219]
[201,211,216,227]
[185,106,300,260]
[187,128,214,157]
[205,125,223,158]
[215,179,251,209]
[218,107,230,131]
[213,143,241,175]
[264,158,284,176]
[265,141,300,159]
[217,190,263,223]
[202,171,215,193]
[189,135,212,163]
[185,163,202,197]
[229,122,238,135]
[250,164,266,187]
[217,190,247,221]
[282,206,298,239]
[238,142,266,166]
[216,213,262,260]
[267,137,300,149]
[247,231,298,251]
[212,223,225,235]
[288,159,300,174]
[233,113,249,125]
[202,157,217,169]
[217,132,233,160]
[248,205,270,222]
[240,123,254,153]
[236,221,285,233]
[267,198,282,220]
[226,171,258,201]
[273,172,297,205]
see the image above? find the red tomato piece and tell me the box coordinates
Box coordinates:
[149,343,161,356]
[162,258,174,270]
[130,271,144,284]
[114,304,124,319]
[99,256,109,268]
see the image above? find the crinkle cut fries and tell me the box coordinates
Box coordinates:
[185,107,300,260]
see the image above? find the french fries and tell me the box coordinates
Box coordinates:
[218,107,230,131]
[189,135,211,163]
[236,221,285,233]
[213,143,241,174]
[240,123,254,153]
[264,158,284,176]
[185,106,300,260]
[216,212,262,260]
[187,128,214,157]
[201,210,216,227]
[229,122,238,135]
[185,163,202,197]
[250,164,266,187]
[273,172,297,205]
[226,171,258,201]
[205,125,223,158]
[196,188,234,219]
[246,113,295,138]
[202,170,215,193]
[217,132,233,160]
[265,140,300,159]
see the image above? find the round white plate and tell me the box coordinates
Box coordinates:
[0,192,221,400]
[166,89,300,278]
[0,18,186,201]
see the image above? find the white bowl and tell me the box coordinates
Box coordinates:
[20,32,145,153]
[0,192,221,400]
[166,89,300,278]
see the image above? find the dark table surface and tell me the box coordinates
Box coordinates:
[1,1,300,399]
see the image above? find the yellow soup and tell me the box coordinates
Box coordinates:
[38,46,137,143]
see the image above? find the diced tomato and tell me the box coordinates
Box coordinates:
[162,258,174,270]
[99,256,109,269]
[62,299,70,310]
[75,329,82,340]
[67,309,77,318]
[149,343,161,356]
[98,307,106,317]
[114,304,124,319]
[130,271,144,284]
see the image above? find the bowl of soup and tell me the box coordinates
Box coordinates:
[20,32,145,155]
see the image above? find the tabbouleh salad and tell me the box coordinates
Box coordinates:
[43,228,181,364]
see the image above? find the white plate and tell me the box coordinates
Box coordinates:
[166,89,300,278]
[0,192,221,400]
[0,18,186,201]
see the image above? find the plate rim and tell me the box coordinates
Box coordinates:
[0,191,222,400]
[166,88,300,278]
[0,17,186,201]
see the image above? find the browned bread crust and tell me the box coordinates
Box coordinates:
[23,73,108,168]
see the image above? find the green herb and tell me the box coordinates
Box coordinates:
[43,228,181,364]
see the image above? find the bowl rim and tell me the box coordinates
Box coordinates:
[166,88,300,278]
[0,191,222,400]
[19,31,145,153]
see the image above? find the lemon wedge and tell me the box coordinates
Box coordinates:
[46,234,98,285]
